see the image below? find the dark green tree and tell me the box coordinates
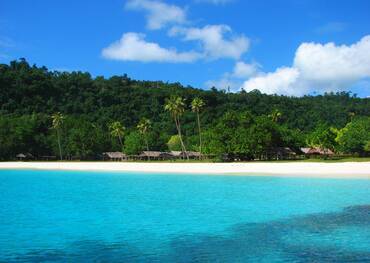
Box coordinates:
[336,117,370,155]
[51,112,64,160]
[137,118,151,153]
[109,121,125,150]
[191,97,205,156]
[124,131,144,155]
[165,96,188,159]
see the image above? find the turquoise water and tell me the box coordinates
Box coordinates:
[0,170,369,262]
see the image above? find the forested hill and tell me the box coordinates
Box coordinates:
[1,59,369,130]
[0,59,369,160]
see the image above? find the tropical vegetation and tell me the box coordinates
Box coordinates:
[0,59,369,160]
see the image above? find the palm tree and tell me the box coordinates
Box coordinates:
[109,121,125,149]
[137,117,151,153]
[191,97,205,157]
[269,109,282,123]
[165,96,188,159]
[51,112,65,160]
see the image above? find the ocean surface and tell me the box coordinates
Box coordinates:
[0,169,369,262]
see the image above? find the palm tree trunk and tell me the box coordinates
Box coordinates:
[57,129,63,160]
[197,112,202,159]
[118,135,123,149]
[145,135,150,160]
[175,116,189,160]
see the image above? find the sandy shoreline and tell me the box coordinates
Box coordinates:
[0,161,369,178]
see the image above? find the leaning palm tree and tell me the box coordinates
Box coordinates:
[51,112,65,160]
[269,109,282,123]
[191,97,205,157]
[165,96,188,159]
[109,121,125,149]
[137,117,151,153]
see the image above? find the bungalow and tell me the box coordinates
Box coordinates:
[16,153,34,161]
[268,147,297,160]
[187,151,202,159]
[300,147,334,156]
[139,151,173,160]
[170,151,183,158]
[102,152,126,161]
[170,151,201,159]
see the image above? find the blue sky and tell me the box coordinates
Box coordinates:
[1,0,370,96]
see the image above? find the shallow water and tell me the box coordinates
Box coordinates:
[0,170,369,262]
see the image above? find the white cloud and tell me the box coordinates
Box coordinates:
[232,61,260,78]
[170,25,249,60]
[205,77,240,91]
[242,35,370,96]
[125,0,186,30]
[205,60,259,91]
[243,67,301,95]
[294,36,370,85]
[102,33,201,63]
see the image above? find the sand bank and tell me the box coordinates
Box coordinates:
[0,162,369,178]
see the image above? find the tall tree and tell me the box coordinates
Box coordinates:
[191,97,205,157]
[137,118,151,160]
[109,121,125,150]
[336,117,370,154]
[307,124,338,153]
[124,131,144,155]
[165,96,188,159]
[51,112,65,160]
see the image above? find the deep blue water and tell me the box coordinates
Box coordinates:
[0,169,369,262]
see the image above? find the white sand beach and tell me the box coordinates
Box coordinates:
[0,161,369,178]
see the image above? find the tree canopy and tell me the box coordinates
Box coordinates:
[0,59,369,160]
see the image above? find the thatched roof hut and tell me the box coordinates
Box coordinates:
[170,151,183,157]
[139,151,173,160]
[300,148,311,154]
[16,153,34,161]
[187,151,202,158]
[140,151,162,158]
[16,153,26,159]
[170,151,201,159]
[103,152,126,161]
[267,147,297,160]
[300,147,334,155]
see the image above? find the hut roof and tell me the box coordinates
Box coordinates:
[300,148,311,154]
[187,151,201,157]
[170,151,201,157]
[16,153,34,158]
[170,151,183,157]
[103,152,126,158]
[300,147,334,155]
[140,151,163,158]
[267,147,296,156]
[314,148,334,155]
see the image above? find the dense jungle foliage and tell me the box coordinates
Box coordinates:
[0,59,369,160]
